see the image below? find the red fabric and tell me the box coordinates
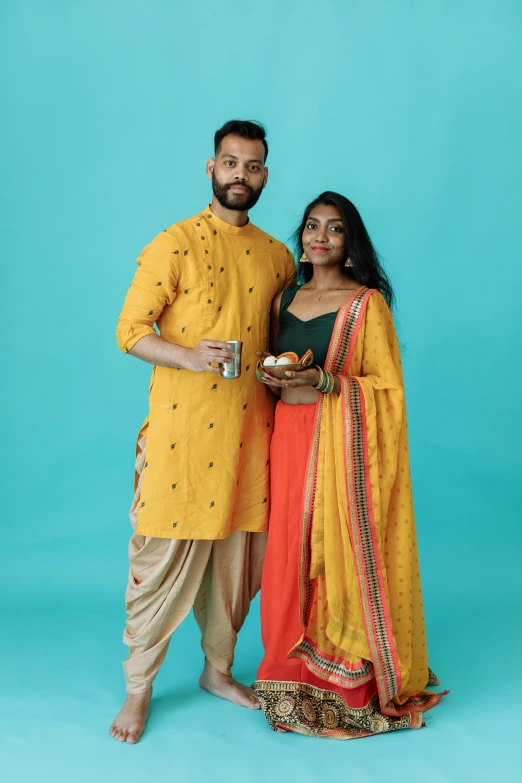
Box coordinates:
[257,401,377,708]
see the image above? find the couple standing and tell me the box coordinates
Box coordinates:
[109,120,445,744]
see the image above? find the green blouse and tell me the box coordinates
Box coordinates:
[276,285,338,367]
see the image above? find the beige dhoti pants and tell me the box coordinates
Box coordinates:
[123,436,266,695]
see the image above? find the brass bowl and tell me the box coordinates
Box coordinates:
[259,349,314,380]
[261,362,304,380]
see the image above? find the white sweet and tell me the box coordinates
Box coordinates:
[276,356,293,366]
[263,356,277,367]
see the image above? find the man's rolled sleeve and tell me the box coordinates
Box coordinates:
[116,231,179,354]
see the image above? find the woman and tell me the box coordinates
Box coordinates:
[254,192,445,739]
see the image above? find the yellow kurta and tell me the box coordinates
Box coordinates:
[116,207,296,540]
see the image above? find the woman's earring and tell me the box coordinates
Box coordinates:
[300,253,310,263]
[345,258,354,268]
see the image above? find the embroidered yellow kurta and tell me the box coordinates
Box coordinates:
[116,208,296,540]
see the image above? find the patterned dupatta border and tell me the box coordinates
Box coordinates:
[340,374,401,710]
[289,635,375,689]
[297,287,373,628]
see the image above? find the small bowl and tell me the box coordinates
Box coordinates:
[260,361,304,380]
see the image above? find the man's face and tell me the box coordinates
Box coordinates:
[207,134,268,211]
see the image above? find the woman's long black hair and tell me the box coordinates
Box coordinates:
[292,191,394,308]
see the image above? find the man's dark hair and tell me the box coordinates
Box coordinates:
[214,120,268,162]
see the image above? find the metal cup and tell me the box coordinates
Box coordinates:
[220,340,243,380]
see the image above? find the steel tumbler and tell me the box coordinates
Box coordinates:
[220,340,243,379]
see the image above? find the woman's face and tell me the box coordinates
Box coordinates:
[301,204,346,268]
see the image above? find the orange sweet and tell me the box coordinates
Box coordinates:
[299,349,314,366]
[276,351,299,364]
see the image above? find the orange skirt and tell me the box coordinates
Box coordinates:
[254,402,424,739]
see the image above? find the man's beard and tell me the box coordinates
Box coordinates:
[212,173,263,211]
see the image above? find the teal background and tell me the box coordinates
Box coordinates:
[2,1,521,781]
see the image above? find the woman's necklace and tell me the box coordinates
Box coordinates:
[306,281,345,302]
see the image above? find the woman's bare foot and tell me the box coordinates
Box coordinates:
[109,688,152,744]
[199,660,260,710]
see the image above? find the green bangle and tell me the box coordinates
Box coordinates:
[255,366,267,384]
[317,369,334,394]
[326,372,335,394]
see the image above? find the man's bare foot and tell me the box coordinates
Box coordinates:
[199,659,260,710]
[109,687,152,744]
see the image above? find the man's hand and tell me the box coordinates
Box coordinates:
[183,340,235,374]
[128,334,235,372]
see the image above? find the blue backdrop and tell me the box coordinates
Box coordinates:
[2,1,521,781]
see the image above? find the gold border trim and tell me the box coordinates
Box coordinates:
[253,680,423,740]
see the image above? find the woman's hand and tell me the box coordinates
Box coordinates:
[280,367,320,388]
[255,351,321,389]
[257,366,286,389]
[260,366,320,389]
[255,351,285,390]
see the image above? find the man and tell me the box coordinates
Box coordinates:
[109,120,296,743]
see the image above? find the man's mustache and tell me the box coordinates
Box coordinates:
[227,182,252,193]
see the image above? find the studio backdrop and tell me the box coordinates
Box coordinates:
[2,4,521,779]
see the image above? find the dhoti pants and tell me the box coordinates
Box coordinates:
[122,435,267,695]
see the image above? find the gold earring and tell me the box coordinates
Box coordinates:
[300,253,310,263]
[345,258,353,268]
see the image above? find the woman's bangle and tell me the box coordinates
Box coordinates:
[314,366,334,394]
[321,371,334,394]
[255,366,267,384]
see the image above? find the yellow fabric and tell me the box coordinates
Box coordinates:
[116,207,296,539]
[308,292,429,705]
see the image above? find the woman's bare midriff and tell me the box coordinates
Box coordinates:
[280,386,319,405]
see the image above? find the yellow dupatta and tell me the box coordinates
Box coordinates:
[291,288,444,719]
